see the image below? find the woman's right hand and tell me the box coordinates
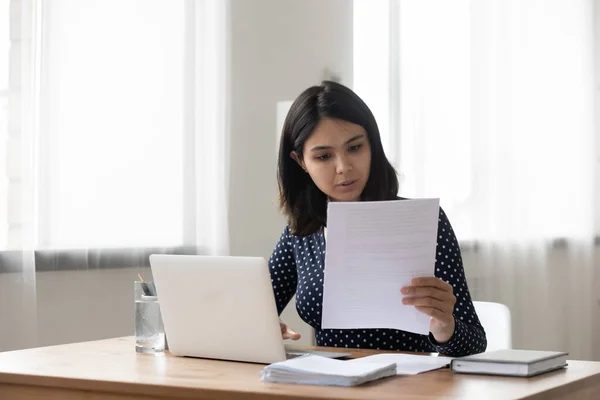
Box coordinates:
[280,320,301,340]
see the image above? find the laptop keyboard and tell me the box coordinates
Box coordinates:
[285,350,352,360]
[285,351,307,359]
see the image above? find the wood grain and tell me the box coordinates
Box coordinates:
[0,337,599,399]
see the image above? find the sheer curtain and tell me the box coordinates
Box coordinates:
[355,0,598,360]
[1,0,229,350]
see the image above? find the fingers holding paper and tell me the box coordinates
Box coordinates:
[401,277,456,343]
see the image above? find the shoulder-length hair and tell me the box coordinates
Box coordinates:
[278,81,398,236]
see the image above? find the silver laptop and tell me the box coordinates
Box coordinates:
[149,254,350,364]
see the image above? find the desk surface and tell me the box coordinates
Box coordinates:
[1,337,599,400]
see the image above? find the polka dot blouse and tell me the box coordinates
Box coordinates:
[268,206,487,357]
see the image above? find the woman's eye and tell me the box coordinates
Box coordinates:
[316,154,331,161]
[349,144,362,152]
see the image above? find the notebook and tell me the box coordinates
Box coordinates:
[260,355,397,387]
[451,349,568,377]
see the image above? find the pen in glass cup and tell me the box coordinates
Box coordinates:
[138,273,156,296]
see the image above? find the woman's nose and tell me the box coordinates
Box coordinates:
[335,156,352,174]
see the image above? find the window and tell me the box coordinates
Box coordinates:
[3,0,188,253]
[354,0,597,243]
[1,0,229,272]
[38,1,186,249]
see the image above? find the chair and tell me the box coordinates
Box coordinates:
[473,301,512,351]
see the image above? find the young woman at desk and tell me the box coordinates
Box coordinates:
[269,81,487,357]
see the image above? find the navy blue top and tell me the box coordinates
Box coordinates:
[268,206,487,357]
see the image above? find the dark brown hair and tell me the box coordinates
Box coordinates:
[277,81,398,236]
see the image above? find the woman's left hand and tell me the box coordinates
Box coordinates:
[401,277,456,343]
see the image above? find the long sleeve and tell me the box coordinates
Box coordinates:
[428,208,487,356]
[268,226,298,315]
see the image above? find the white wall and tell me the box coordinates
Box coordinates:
[0,268,150,352]
[0,0,353,351]
[228,0,353,259]
[227,0,353,344]
[0,271,37,351]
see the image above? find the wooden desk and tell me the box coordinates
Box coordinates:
[0,337,599,400]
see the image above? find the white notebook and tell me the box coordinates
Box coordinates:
[451,349,568,377]
[260,355,396,387]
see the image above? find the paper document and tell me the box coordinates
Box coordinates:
[349,353,452,375]
[260,355,396,386]
[265,354,392,377]
[322,199,439,335]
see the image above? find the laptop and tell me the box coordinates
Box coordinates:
[149,254,350,364]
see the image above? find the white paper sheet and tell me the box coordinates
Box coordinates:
[321,199,440,335]
[349,353,452,375]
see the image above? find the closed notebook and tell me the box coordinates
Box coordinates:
[260,354,396,387]
[451,349,568,377]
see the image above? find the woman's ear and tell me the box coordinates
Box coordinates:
[290,151,307,172]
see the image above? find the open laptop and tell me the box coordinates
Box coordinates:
[149,254,350,364]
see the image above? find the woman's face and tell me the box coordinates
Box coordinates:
[294,118,372,202]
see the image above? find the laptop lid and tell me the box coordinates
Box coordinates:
[149,254,287,364]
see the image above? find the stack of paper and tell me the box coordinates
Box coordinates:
[260,355,396,387]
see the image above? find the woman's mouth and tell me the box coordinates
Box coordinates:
[336,179,358,190]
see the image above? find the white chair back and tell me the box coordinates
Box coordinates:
[473,301,512,351]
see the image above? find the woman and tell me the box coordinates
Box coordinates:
[269,81,486,357]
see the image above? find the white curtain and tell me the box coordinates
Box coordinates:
[1,0,228,350]
[355,0,598,360]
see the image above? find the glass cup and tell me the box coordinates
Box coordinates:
[134,281,165,354]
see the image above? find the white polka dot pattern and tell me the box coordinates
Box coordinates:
[268,207,487,357]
